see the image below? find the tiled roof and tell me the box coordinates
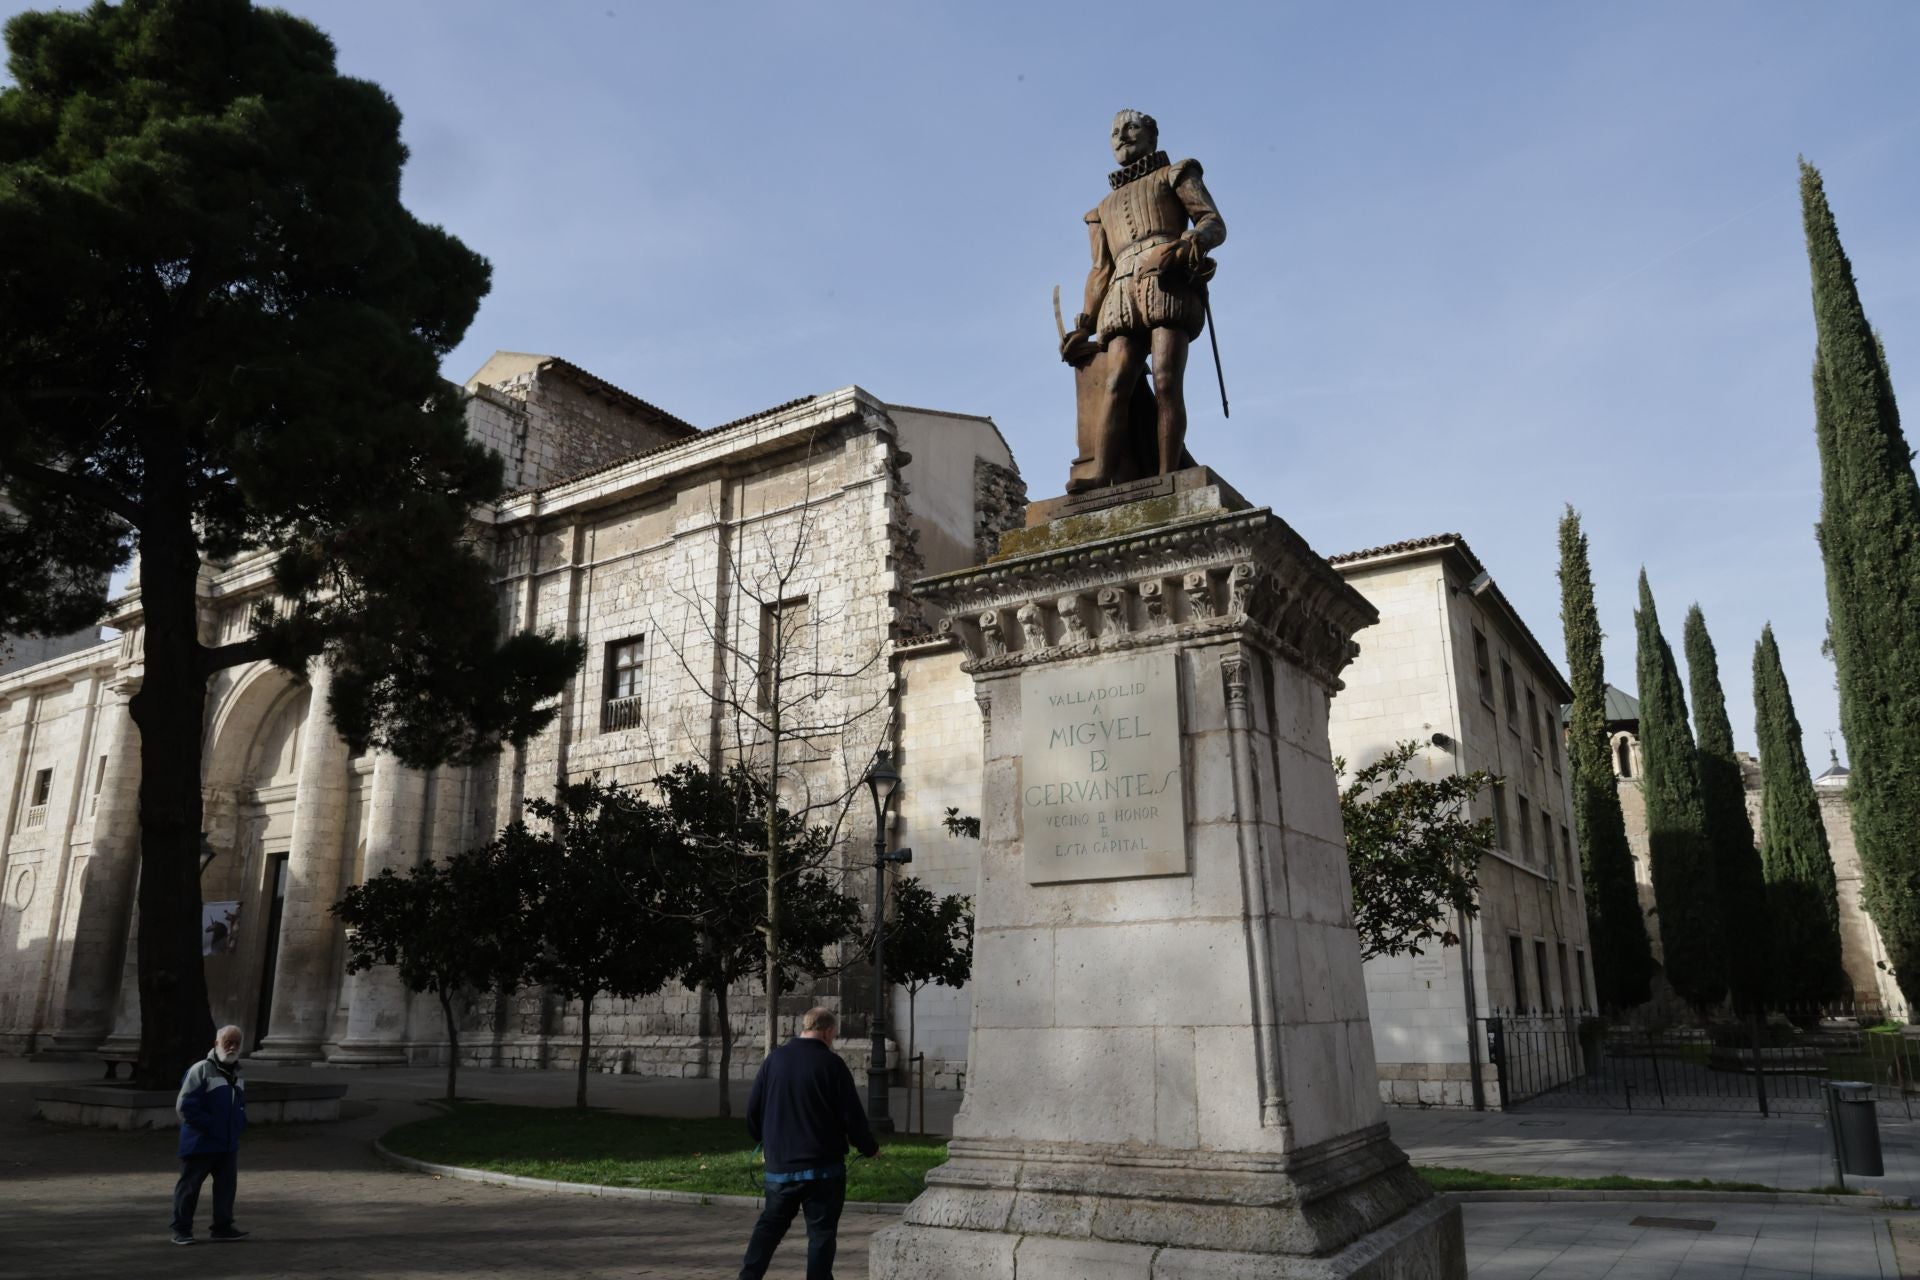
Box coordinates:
[498,394,820,500]
[1326,533,1465,566]
[536,356,702,438]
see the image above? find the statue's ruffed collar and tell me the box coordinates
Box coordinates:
[1108,150,1170,190]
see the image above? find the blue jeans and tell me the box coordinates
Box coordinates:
[171,1150,237,1234]
[738,1175,846,1279]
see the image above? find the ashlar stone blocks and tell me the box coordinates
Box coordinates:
[872,471,1465,1279]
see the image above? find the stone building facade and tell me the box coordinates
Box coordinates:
[1325,535,1593,1109]
[1607,701,1905,1017]
[0,369,1630,1105]
[0,354,1021,1082]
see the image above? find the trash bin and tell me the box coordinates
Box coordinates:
[1825,1081,1884,1179]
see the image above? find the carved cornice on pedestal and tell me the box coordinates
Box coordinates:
[916,506,1377,690]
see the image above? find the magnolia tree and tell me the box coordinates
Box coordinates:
[513,780,693,1109]
[1338,742,1496,962]
[883,876,974,1085]
[653,763,862,1117]
[331,846,535,1100]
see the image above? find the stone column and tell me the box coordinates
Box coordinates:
[48,678,143,1051]
[871,469,1466,1279]
[328,754,428,1064]
[252,663,353,1062]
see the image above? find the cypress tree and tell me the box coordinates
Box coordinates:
[1752,625,1847,1006]
[1634,572,1726,1010]
[1683,605,1771,1011]
[1803,159,1920,1004]
[1558,507,1655,1009]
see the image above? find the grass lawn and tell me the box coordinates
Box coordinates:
[381,1102,946,1203]
[382,1105,1853,1204]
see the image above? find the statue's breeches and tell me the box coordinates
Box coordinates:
[1098,237,1206,340]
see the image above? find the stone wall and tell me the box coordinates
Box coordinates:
[1329,542,1592,1109]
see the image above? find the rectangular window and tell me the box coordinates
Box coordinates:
[1535,939,1552,1012]
[1561,824,1574,886]
[90,754,107,816]
[1549,713,1563,773]
[1473,628,1494,704]
[1558,941,1573,1012]
[1575,948,1592,1010]
[1491,784,1509,852]
[1508,935,1528,1013]
[1501,658,1519,726]
[758,596,812,708]
[602,636,644,732]
[22,767,52,830]
[1518,796,1533,859]
[1527,688,1542,751]
[1542,811,1555,875]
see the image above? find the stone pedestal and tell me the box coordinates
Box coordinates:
[870,472,1465,1279]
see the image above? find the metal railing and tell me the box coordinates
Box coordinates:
[1483,1005,1916,1116]
[601,694,644,732]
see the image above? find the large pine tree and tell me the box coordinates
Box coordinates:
[1634,573,1725,1009]
[1557,507,1654,1009]
[1683,605,1771,1011]
[1803,159,1920,1005]
[0,0,580,1083]
[1752,625,1847,1006]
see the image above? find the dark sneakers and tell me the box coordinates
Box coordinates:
[170,1232,194,1245]
[209,1226,250,1241]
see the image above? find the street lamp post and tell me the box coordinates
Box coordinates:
[865,750,911,1134]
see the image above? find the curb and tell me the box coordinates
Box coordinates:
[371,1140,908,1216]
[1443,1188,1909,1208]
[371,1141,1908,1217]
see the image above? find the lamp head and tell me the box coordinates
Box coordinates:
[866,750,902,812]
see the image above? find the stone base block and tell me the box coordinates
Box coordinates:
[33,1080,348,1129]
[869,1196,1463,1279]
[871,1129,1466,1279]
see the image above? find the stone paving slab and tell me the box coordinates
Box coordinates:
[7,1059,1920,1277]
[1388,1105,1920,1202]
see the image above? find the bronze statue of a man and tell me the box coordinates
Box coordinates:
[1059,110,1226,493]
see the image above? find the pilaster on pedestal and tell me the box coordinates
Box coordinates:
[871,469,1466,1279]
[328,756,428,1066]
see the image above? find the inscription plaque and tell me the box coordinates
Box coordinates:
[1019,651,1187,883]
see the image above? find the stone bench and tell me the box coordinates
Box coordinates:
[34,1079,348,1129]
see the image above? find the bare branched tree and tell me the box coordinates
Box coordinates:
[649,434,897,1055]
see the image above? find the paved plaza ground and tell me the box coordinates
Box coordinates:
[5,1058,1919,1277]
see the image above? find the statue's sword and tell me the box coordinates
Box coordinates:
[1205,295,1229,419]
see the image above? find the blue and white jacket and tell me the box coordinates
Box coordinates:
[176,1051,246,1157]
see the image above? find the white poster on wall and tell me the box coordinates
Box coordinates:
[201,901,240,956]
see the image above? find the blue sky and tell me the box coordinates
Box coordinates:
[11,1,1920,772]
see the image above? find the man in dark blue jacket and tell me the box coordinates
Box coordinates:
[737,1006,878,1279]
[170,1024,249,1245]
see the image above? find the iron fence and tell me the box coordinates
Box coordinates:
[1482,1005,1918,1116]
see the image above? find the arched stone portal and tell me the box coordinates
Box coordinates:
[200,664,313,1045]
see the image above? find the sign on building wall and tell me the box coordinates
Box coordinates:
[202,901,241,956]
[1019,651,1186,883]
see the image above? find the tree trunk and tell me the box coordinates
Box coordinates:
[715,982,732,1118]
[439,991,459,1101]
[576,991,594,1108]
[907,987,917,1133]
[129,485,216,1088]
[764,718,783,1058]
